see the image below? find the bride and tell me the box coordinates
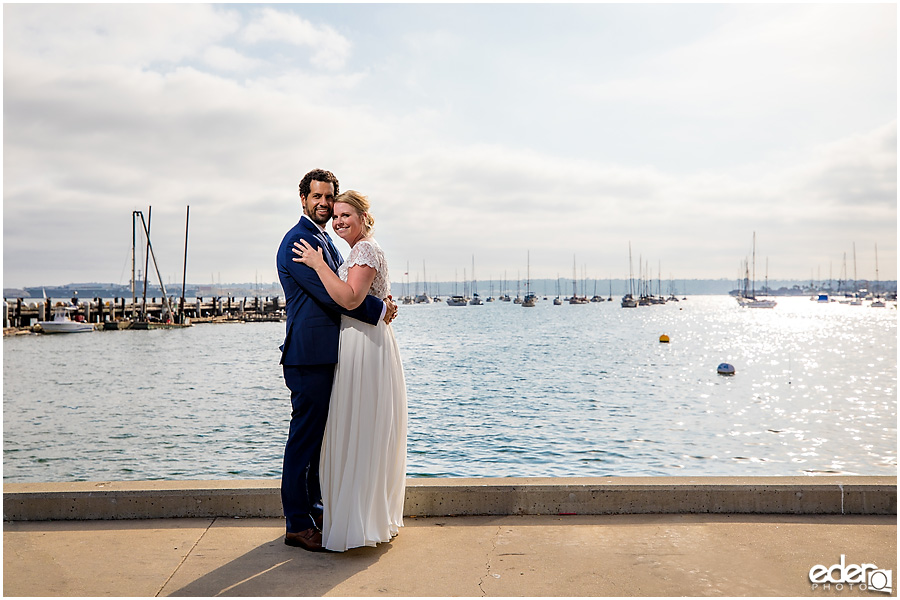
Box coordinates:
[292,190,407,552]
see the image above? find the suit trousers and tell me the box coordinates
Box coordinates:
[281,364,335,533]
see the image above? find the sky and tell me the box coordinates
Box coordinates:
[3,3,897,289]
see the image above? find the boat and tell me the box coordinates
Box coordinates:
[622,243,638,308]
[745,298,777,309]
[737,233,777,309]
[37,305,95,334]
[498,272,511,301]
[469,256,483,305]
[415,261,433,303]
[568,255,589,304]
[522,251,536,307]
[870,243,886,307]
[447,269,468,306]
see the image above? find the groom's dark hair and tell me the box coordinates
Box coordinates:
[299,169,340,199]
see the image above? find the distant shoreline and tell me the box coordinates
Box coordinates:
[4,278,897,300]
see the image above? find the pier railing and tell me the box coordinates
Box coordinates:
[2,296,284,329]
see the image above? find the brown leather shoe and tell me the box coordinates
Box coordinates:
[284,528,325,552]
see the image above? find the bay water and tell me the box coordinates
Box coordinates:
[3,296,896,483]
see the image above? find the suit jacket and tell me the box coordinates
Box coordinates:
[277,216,383,366]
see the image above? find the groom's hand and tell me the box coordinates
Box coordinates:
[383,296,398,324]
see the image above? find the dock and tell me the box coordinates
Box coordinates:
[2,295,284,332]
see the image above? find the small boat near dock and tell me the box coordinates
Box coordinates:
[37,305,95,334]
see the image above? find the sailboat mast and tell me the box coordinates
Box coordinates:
[572,255,577,298]
[131,211,137,319]
[136,210,175,320]
[628,242,634,296]
[752,231,756,299]
[142,207,152,319]
[874,243,879,295]
[526,251,530,295]
[181,205,190,306]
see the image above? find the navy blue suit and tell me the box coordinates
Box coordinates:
[277,215,383,533]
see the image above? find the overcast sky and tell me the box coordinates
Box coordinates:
[3,3,896,289]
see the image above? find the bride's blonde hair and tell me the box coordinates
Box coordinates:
[336,190,375,236]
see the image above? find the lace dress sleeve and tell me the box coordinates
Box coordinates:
[341,240,390,298]
[346,241,381,271]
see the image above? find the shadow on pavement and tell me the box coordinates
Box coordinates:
[166,522,393,597]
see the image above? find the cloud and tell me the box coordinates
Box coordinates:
[2,4,895,287]
[3,4,240,68]
[240,8,352,70]
[202,45,263,73]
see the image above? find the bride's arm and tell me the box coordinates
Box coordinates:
[293,240,376,310]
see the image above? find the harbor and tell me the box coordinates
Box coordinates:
[4,296,895,484]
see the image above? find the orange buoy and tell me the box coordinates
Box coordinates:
[659,334,670,343]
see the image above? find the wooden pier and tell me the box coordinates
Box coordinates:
[2,296,285,333]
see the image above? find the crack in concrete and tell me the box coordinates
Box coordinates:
[477,526,502,597]
[155,517,217,597]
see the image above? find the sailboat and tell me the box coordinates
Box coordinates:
[870,243,886,307]
[402,262,413,304]
[740,233,776,308]
[129,208,191,329]
[446,268,466,306]
[553,275,562,305]
[621,243,637,308]
[469,255,483,305]
[414,260,432,303]
[569,255,588,304]
[523,251,536,307]
[499,271,511,302]
[590,276,604,302]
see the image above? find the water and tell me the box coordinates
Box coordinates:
[3,296,896,482]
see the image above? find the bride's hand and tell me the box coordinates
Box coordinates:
[292,239,325,269]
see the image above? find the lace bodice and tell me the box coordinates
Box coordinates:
[338,239,391,298]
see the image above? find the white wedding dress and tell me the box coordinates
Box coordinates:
[320,239,408,552]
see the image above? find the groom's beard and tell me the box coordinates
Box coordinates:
[304,208,332,226]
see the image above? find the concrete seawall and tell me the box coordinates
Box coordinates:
[4,476,895,521]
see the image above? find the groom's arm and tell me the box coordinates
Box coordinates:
[281,233,384,326]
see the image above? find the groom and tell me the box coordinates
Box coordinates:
[277,168,397,552]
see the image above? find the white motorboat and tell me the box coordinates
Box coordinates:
[38,306,94,334]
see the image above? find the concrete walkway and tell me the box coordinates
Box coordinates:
[4,514,896,596]
[4,477,896,596]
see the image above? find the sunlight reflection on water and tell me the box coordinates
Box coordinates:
[3,296,896,482]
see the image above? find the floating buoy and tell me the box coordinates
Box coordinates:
[659,334,670,343]
[717,363,736,375]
